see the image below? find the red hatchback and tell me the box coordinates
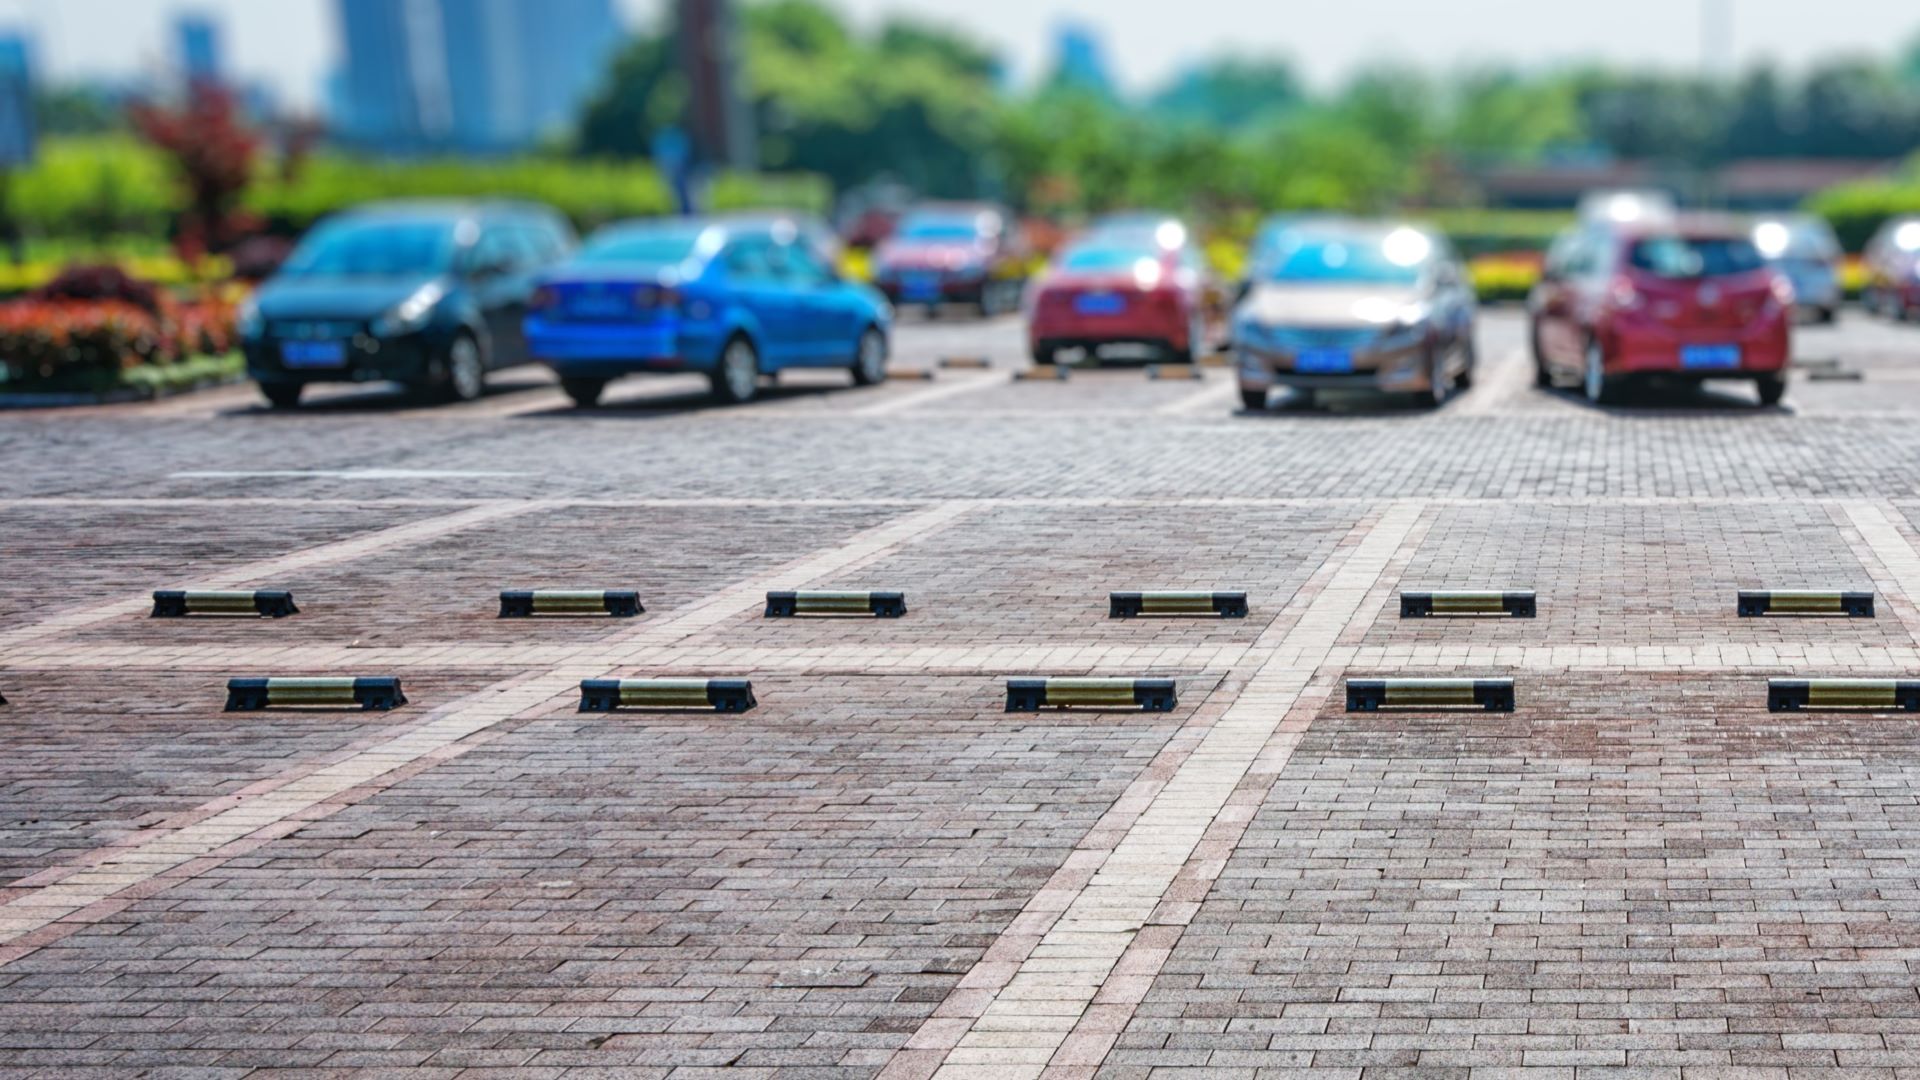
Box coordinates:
[1028,229,1212,365]
[1531,220,1792,406]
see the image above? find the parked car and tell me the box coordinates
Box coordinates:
[1753,213,1842,323]
[523,216,891,407]
[1863,215,1920,321]
[1232,222,1477,410]
[1530,218,1792,406]
[239,200,575,408]
[870,203,1025,315]
[1027,224,1214,365]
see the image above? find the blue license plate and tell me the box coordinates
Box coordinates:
[1075,293,1126,316]
[904,275,941,301]
[282,340,347,368]
[1297,348,1353,374]
[1682,345,1742,370]
[568,294,631,319]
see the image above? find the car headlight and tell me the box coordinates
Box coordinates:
[372,282,446,337]
[237,295,264,340]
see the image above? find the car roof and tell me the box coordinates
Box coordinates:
[333,199,563,227]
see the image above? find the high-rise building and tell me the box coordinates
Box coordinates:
[174,13,223,87]
[334,0,622,154]
[1049,21,1117,99]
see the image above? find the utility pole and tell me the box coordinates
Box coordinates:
[676,0,756,173]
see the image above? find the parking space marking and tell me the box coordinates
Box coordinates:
[1152,375,1238,416]
[885,501,1425,1080]
[853,370,1014,416]
[0,500,979,965]
[0,500,552,657]
[1841,500,1920,645]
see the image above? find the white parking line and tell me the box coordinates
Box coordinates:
[852,370,1013,416]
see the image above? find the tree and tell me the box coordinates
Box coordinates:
[1150,57,1305,131]
[129,84,261,259]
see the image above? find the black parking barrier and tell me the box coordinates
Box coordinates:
[1768,678,1920,712]
[498,590,644,618]
[1109,591,1248,618]
[1005,677,1177,712]
[1347,678,1515,712]
[1147,364,1205,381]
[764,591,906,618]
[1016,366,1070,381]
[884,367,936,381]
[940,356,992,370]
[578,678,757,713]
[225,677,406,712]
[152,590,299,618]
[1400,590,1537,618]
[1738,590,1874,617]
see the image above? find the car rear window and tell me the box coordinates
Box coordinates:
[898,216,986,242]
[1059,246,1154,272]
[577,226,709,266]
[1628,237,1765,279]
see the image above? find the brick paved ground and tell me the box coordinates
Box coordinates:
[3,309,1920,1077]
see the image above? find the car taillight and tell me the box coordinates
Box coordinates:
[529,286,557,311]
[1608,277,1642,311]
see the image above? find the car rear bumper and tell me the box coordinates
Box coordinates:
[1234,341,1435,393]
[1032,309,1191,351]
[525,320,723,376]
[1601,321,1791,376]
[876,272,988,304]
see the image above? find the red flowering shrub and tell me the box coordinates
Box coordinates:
[0,285,237,389]
[31,264,166,317]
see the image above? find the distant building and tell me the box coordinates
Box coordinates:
[174,13,223,87]
[0,30,34,168]
[1049,21,1116,98]
[333,0,623,154]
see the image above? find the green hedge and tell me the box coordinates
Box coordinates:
[5,136,174,240]
[1805,182,1920,253]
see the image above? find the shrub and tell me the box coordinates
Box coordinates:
[0,284,236,389]
[31,263,165,316]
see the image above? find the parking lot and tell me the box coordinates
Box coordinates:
[6,306,1920,1078]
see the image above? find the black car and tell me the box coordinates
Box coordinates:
[239,201,576,408]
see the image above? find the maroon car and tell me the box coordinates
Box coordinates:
[871,203,1025,315]
[1531,217,1792,406]
[1027,226,1212,365]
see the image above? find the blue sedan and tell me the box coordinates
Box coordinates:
[524,217,893,406]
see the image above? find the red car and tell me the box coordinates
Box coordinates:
[1531,219,1792,406]
[1027,227,1212,365]
[871,203,1025,315]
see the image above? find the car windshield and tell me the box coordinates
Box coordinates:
[576,226,708,266]
[898,216,984,242]
[1059,246,1155,272]
[1266,234,1428,287]
[1629,236,1765,278]
[280,220,457,278]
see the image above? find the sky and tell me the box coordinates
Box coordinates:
[0,0,1913,111]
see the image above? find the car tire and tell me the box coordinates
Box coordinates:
[1239,387,1268,412]
[851,326,887,386]
[1755,374,1787,407]
[261,383,303,410]
[1423,348,1452,409]
[1455,335,1477,390]
[561,377,607,408]
[710,336,761,404]
[1032,342,1057,367]
[1583,339,1617,406]
[436,333,486,403]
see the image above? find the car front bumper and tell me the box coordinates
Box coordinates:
[244,329,444,386]
[1234,340,1434,393]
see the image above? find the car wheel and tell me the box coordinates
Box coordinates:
[260,383,303,410]
[1455,335,1477,390]
[438,334,485,402]
[1032,342,1057,367]
[851,326,887,386]
[561,377,607,408]
[1239,387,1268,412]
[710,336,760,404]
[1755,374,1787,407]
[1583,339,1616,405]
[1423,349,1452,408]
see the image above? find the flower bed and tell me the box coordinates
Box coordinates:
[0,264,238,393]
